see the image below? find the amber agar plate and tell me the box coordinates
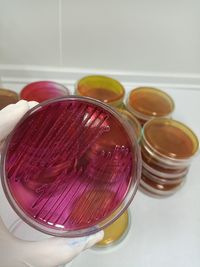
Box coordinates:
[126,87,175,125]
[76,75,125,107]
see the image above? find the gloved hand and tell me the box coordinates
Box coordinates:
[0,100,103,267]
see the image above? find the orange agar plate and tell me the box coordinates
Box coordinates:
[127,87,174,124]
[76,75,125,107]
[143,118,199,160]
[0,88,19,110]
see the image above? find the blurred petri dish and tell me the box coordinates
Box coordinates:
[142,167,185,186]
[20,81,69,103]
[116,102,126,110]
[126,87,175,125]
[0,88,19,110]
[142,159,189,179]
[1,96,141,237]
[95,210,130,248]
[140,171,185,197]
[76,75,125,107]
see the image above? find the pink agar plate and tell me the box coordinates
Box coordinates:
[1,96,141,237]
[20,81,69,103]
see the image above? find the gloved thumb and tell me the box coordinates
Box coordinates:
[0,99,38,142]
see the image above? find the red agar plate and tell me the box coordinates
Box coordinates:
[1,96,141,237]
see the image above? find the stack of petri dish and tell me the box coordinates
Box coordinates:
[126,87,175,126]
[20,81,70,103]
[140,118,199,196]
[76,75,125,108]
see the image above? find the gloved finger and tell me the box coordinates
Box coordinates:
[68,230,104,251]
[0,100,38,142]
[27,101,38,109]
[22,231,104,267]
[57,231,104,264]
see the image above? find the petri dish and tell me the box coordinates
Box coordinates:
[126,87,175,125]
[142,167,185,186]
[117,108,142,141]
[142,118,199,166]
[76,75,125,107]
[20,81,69,103]
[1,96,141,237]
[0,88,19,110]
[95,210,130,248]
[141,144,190,173]
[142,159,189,179]
[140,171,185,197]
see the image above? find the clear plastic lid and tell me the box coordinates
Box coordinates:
[1,96,141,237]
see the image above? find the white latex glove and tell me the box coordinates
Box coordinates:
[0,100,103,267]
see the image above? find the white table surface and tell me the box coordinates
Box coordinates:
[0,87,200,267]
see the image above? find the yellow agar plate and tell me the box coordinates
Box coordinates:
[96,210,129,247]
